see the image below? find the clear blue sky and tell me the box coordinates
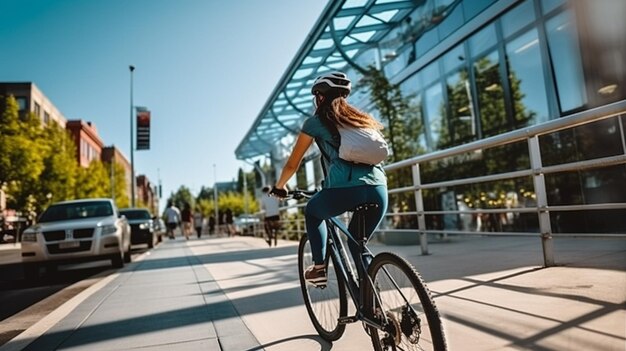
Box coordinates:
[0,0,326,208]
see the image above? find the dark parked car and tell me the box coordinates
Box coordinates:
[119,208,155,248]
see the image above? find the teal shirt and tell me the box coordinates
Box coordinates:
[301,116,387,189]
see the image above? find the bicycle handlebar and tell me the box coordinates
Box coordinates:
[285,189,318,200]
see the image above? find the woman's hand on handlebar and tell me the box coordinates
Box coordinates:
[269,186,288,199]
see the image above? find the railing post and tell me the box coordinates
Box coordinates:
[412,163,429,255]
[528,136,555,267]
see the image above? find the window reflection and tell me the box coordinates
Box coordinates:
[540,0,565,14]
[540,117,624,166]
[463,0,497,21]
[447,69,476,145]
[469,23,497,57]
[545,10,587,113]
[506,29,550,126]
[501,0,535,38]
[400,73,428,154]
[474,50,507,137]
[424,83,446,150]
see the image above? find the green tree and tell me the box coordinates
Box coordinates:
[167,185,194,209]
[0,95,47,211]
[36,122,79,208]
[106,161,130,209]
[236,168,257,195]
[75,161,110,199]
[217,191,258,216]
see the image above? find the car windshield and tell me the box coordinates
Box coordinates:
[120,210,151,220]
[39,201,113,223]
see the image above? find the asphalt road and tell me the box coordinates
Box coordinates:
[0,247,150,346]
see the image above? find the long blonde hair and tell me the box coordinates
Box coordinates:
[316,96,383,130]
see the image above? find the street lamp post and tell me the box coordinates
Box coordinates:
[129,65,136,207]
[213,164,218,228]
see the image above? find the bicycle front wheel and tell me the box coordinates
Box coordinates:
[297,234,347,341]
[365,252,447,351]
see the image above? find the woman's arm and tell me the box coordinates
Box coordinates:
[275,132,314,189]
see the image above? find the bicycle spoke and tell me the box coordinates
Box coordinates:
[298,235,347,341]
[367,253,446,351]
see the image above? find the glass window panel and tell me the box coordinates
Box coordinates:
[551,209,626,234]
[505,29,550,126]
[421,59,441,87]
[442,43,466,74]
[540,117,624,166]
[469,23,497,57]
[424,83,447,150]
[416,28,438,57]
[545,10,587,112]
[463,0,497,21]
[474,50,508,137]
[579,0,626,105]
[501,0,535,38]
[400,71,422,97]
[446,69,476,145]
[437,1,465,40]
[15,97,27,111]
[540,0,565,14]
[406,92,427,155]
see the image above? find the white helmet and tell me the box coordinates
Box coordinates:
[311,71,351,96]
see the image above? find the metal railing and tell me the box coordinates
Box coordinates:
[275,100,626,266]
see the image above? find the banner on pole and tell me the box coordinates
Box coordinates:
[136,107,150,150]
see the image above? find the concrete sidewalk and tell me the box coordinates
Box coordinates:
[1,234,624,350]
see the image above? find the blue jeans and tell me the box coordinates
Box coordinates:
[305,185,388,265]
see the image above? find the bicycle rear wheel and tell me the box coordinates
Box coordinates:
[365,252,447,351]
[297,234,347,341]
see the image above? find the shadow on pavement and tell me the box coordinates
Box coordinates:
[244,334,331,351]
[7,236,624,351]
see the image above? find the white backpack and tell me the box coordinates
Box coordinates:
[337,126,390,165]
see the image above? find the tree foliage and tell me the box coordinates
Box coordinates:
[1,94,132,215]
[1,95,47,212]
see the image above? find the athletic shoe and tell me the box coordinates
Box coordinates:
[304,265,327,287]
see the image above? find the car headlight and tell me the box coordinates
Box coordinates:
[139,223,150,230]
[100,225,118,235]
[21,232,38,242]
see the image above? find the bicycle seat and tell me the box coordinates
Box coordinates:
[351,203,379,212]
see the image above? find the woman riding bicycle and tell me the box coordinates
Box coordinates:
[270,71,388,286]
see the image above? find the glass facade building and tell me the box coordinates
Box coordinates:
[237,0,626,236]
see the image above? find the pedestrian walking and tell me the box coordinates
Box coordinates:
[225,208,234,237]
[261,186,281,247]
[193,208,203,238]
[208,215,216,235]
[164,201,181,239]
[181,202,193,240]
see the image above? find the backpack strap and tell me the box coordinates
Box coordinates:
[316,139,354,182]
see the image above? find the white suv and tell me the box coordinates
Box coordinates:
[21,198,132,279]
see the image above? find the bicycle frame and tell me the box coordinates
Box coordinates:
[324,215,389,331]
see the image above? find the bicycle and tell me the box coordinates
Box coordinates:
[288,189,447,351]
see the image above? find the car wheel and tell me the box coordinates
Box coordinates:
[111,251,124,268]
[23,263,40,281]
[124,242,132,263]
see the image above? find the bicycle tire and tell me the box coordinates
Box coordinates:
[365,252,447,351]
[297,234,348,341]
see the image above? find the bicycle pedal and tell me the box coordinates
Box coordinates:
[338,316,358,324]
